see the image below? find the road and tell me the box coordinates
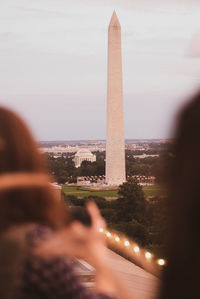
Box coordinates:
[76,249,159,299]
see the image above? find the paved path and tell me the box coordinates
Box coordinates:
[77,249,159,298]
[107,249,159,299]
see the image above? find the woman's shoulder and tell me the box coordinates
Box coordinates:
[21,225,116,299]
[3,224,115,299]
[25,223,54,247]
[22,251,115,299]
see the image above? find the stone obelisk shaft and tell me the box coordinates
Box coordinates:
[105,11,126,186]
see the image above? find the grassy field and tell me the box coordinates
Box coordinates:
[62,185,118,198]
[143,184,162,197]
[62,184,162,199]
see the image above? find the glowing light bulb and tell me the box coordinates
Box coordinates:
[124,240,130,247]
[99,228,104,233]
[115,236,120,242]
[158,259,165,266]
[134,246,140,253]
[145,252,151,259]
[106,232,111,237]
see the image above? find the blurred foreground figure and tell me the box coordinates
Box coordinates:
[0,107,132,299]
[158,90,200,299]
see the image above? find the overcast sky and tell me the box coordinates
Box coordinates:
[0,0,200,140]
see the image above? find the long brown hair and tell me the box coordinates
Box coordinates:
[0,107,67,232]
[159,90,200,298]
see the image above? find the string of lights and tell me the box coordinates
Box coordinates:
[99,227,166,277]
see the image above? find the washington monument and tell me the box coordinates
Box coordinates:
[105,11,126,186]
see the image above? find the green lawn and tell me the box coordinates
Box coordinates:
[142,184,162,197]
[62,185,118,198]
[62,184,162,199]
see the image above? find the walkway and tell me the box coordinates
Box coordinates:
[76,249,159,299]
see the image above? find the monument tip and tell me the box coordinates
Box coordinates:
[109,10,121,28]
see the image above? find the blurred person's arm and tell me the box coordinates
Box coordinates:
[70,202,134,299]
[35,202,134,299]
[83,202,134,299]
[88,242,133,299]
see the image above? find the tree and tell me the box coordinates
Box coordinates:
[56,169,69,184]
[111,220,149,246]
[113,178,147,223]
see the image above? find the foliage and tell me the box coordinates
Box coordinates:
[111,220,149,246]
[147,196,169,252]
[64,195,85,207]
[85,196,108,209]
[62,185,119,198]
[64,194,109,209]
[45,151,105,183]
[62,181,168,257]
[101,208,118,223]
[115,178,147,223]
[45,148,168,183]
[45,154,74,183]
[49,148,170,257]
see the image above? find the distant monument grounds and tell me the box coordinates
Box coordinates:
[73,11,126,187]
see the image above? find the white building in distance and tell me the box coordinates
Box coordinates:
[74,149,96,168]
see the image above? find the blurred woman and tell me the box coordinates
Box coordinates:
[0,107,132,299]
[158,90,200,299]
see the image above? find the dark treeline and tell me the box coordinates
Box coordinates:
[45,144,171,184]
[45,151,105,184]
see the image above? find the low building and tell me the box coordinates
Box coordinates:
[133,153,159,159]
[74,149,96,168]
[77,175,105,185]
[127,175,156,185]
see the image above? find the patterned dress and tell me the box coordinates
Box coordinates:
[16,225,115,299]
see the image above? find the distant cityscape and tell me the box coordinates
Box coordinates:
[40,139,170,154]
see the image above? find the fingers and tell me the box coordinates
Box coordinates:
[70,221,87,239]
[86,201,106,230]
[86,201,100,220]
